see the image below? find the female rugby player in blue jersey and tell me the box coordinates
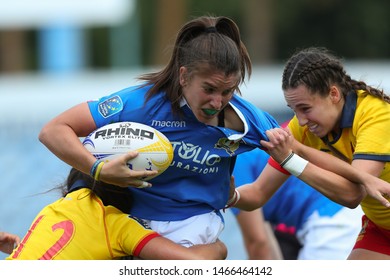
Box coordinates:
[39,17,390,248]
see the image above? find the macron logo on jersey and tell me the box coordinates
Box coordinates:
[98,95,123,118]
[152,120,186,128]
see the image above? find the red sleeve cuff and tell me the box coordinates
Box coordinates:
[133,232,161,257]
[268,157,291,175]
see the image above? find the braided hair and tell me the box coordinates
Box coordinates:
[282,47,390,103]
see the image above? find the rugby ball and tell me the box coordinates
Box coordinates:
[82,122,174,180]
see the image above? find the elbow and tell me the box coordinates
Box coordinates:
[38,126,47,144]
[340,192,364,209]
[344,200,361,209]
[350,194,365,209]
[38,122,56,146]
[217,241,228,260]
[38,124,53,148]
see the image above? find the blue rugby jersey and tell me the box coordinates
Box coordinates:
[88,84,279,221]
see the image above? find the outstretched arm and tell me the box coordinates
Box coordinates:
[236,128,369,211]
[262,127,390,208]
[295,141,390,208]
[235,164,290,210]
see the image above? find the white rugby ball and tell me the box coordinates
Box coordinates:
[82,122,173,180]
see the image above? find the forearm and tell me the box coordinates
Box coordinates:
[235,184,265,211]
[139,237,227,260]
[235,165,289,211]
[189,240,227,260]
[262,128,389,208]
[39,123,96,175]
[39,103,98,175]
[293,141,363,184]
[297,162,364,208]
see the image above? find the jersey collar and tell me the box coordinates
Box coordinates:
[179,97,248,141]
[322,90,357,145]
[340,90,357,129]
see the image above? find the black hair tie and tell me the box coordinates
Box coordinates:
[205,26,217,33]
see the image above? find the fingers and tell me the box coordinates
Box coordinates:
[131,169,158,178]
[100,151,159,188]
[112,178,153,188]
[13,235,21,246]
[117,169,157,188]
[230,175,235,186]
[282,126,292,135]
[378,193,390,208]
[127,167,159,188]
[0,233,21,254]
[229,175,236,197]
[135,181,152,188]
[266,128,291,143]
[260,139,272,150]
[261,128,294,163]
[122,150,139,162]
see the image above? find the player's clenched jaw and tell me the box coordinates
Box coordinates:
[284,84,343,138]
[180,66,240,125]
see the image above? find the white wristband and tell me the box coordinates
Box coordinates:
[226,189,240,208]
[282,152,308,177]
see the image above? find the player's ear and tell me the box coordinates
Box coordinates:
[179,67,188,87]
[329,86,342,103]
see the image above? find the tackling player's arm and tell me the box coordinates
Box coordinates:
[236,158,365,211]
[139,237,227,260]
[295,141,389,208]
[236,127,368,210]
[0,231,20,254]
